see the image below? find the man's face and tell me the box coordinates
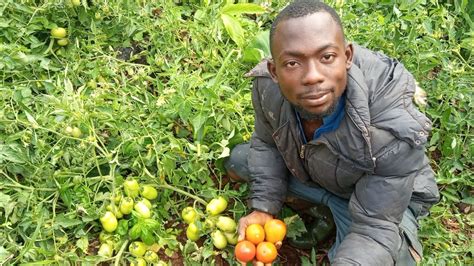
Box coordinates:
[268,12,353,120]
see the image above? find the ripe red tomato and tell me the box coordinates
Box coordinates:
[256,241,277,263]
[235,240,256,263]
[264,219,287,243]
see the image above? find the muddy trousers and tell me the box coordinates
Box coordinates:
[225,143,421,265]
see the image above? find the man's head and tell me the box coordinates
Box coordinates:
[268,0,353,121]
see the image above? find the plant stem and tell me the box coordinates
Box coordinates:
[114,239,129,266]
[156,183,208,206]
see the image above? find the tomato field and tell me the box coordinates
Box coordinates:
[0,0,472,265]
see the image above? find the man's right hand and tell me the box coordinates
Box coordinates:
[237,210,274,241]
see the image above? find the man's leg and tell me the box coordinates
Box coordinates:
[225,143,421,264]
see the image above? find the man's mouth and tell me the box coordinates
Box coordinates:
[300,91,331,106]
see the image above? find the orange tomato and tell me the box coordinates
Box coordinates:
[256,242,278,263]
[234,240,256,263]
[264,219,287,243]
[245,224,265,245]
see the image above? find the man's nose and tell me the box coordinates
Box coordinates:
[302,61,324,85]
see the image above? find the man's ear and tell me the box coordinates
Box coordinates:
[345,42,354,69]
[267,59,278,83]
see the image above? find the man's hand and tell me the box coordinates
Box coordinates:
[237,210,273,241]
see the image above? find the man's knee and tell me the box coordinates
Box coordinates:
[224,143,251,182]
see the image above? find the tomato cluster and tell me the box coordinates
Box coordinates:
[97,178,166,265]
[182,196,239,250]
[235,219,287,264]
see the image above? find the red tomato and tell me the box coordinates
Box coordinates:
[234,240,256,263]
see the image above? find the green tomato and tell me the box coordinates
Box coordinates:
[124,179,140,198]
[204,217,216,230]
[71,127,82,138]
[51,27,67,38]
[211,230,227,249]
[130,258,147,266]
[99,231,113,244]
[65,126,73,135]
[57,38,68,46]
[98,243,113,257]
[138,198,152,209]
[140,185,158,200]
[134,201,151,218]
[206,196,228,215]
[181,207,198,224]
[119,196,134,214]
[186,222,200,241]
[144,250,158,263]
[224,231,238,245]
[100,211,118,232]
[129,241,147,257]
[216,216,237,233]
[71,0,81,6]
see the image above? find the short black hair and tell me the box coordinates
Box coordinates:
[269,0,344,56]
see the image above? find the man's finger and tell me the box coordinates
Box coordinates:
[237,219,247,241]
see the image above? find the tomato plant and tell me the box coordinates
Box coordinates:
[119,197,134,215]
[140,185,158,200]
[206,196,228,215]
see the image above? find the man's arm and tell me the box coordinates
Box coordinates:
[247,77,289,215]
[333,139,426,265]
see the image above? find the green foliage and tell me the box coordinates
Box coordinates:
[0,0,472,264]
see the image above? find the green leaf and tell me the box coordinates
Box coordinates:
[76,236,89,253]
[220,13,245,47]
[54,214,83,229]
[284,214,307,240]
[221,3,266,16]
[129,224,141,240]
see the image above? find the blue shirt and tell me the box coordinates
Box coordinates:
[295,93,346,144]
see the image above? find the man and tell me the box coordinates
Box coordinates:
[225,0,440,265]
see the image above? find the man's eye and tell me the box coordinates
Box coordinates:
[322,54,335,62]
[285,61,298,67]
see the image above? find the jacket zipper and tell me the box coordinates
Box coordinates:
[300,144,306,159]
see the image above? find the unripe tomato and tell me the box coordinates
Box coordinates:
[119,197,134,214]
[57,38,68,46]
[100,211,118,232]
[181,207,198,224]
[144,250,158,263]
[98,243,113,257]
[216,216,237,233]
[206,196,228,215]
[264,219,287,243]
[224,231,238,245]
[129,241,147,257]
[138,198,152,209]
[124,179,140,198]
[51,27,67,39]
[130,258,146,266]
[245,224,265,245]
[134,201,151,218]
[65,126,73,135]
[211,230,227,249]
[140,185,158,200]
[71,0,81,6]
[256,242,277,263]
[71,127,82,138]
[234,240,256,263]
[186,222,200,241]
[204,217,216,230]
[99,231,113,243]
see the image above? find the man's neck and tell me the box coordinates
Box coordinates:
[302,119,323,141]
